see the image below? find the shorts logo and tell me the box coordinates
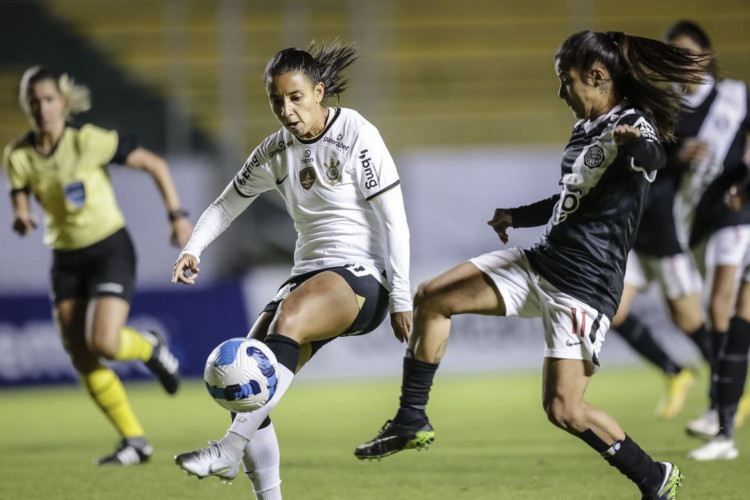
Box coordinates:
[583,145,604,168]
[324,158,342,186]
[96,282,124,294]
[272,282,298,302]
[300,166,316,190]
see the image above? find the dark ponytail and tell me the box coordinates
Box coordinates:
[264,40,358,99]
[555,30,707,141]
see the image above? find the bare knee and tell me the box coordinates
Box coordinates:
[88,328,120,359]
[543,397,585,433]
[414,279,450,316]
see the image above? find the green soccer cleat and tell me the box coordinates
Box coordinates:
[354,418,435,460]
[642,462,683,500]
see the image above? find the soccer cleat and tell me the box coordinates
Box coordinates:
[95,437,153,466]
[687,435,739,461]
[685,408,719,440]
[734,394,750,429]
[642,462,683,500]
[655,369,695,420]
[174,441,241,481]
[354,418,435,460]
[143,330,181,395]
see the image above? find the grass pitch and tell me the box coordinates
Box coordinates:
[1,367,748,499]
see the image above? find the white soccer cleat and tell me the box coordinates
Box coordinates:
[685,408,719,439]
[687,436,739,461]
[174,441,241,481]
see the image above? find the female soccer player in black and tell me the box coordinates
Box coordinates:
[3,66,192,465]
[355,31,705,499]
[659,20,750,460]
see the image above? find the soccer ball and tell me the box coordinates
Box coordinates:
[204,338,279,412]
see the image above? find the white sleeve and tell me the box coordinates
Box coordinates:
[370,185,412,313]
[179,181,258,261]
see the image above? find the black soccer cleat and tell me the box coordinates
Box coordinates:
[143,330,181,395]
[95,437,153,466]
[354,418,435,460]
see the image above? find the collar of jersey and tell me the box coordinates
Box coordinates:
[581,101,627,134]
[293,107,341,145]
[29,123,73,158]
[681,74,715,109]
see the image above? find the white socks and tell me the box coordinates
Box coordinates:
[219,364,295,461]
[243,422,282,500]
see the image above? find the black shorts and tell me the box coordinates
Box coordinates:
[262,264,390,352]
[51,227,136,304]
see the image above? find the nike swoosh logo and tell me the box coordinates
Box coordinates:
[276,175,288,185]
[566,340,583,346]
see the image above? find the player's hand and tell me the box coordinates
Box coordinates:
[724,184,745,212]
[390,310,412,343]
[487,208,512,244]
[169,217,194,248]
[678,138,711,165]
[613,124,641,146]
[11,213,38,236]
[172,253,200,285]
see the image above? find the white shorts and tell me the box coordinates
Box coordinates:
[470,248,610,368]
[705,225,750,268]
[623,250,702,300]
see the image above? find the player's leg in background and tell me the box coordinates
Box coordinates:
[55,298,151,464]
[689,269,750,460]
[355,261,505,459]
[545,358,682,498]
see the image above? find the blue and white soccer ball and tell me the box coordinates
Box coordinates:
[204,338,279,412]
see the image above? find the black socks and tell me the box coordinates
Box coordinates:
[615,314,681,375]
[396,351,439,424]
[717,317,750,437]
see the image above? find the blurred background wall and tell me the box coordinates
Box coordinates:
[1,0,749,384]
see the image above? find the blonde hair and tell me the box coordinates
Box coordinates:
[19,65,91,120]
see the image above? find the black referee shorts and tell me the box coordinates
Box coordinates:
[51,227,136,304]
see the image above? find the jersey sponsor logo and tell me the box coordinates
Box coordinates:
[300,166,316,190]
[324,158,342,186]
[302,149,315,164]
[583,145,605,168]
[268,140,294,158]
[323,134,350,151]
[63,181,86,208]
[359,149,379,189]
[554,190,582,224]
[633,118,658,141]
[236,154,260,186]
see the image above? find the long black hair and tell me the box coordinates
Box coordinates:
[664,20,717,78]
[555,31,707,140]
[264,40,358,100]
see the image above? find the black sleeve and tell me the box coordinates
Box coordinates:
[111,134,139,165]
[621,136,666,172]
[509,194,560,228]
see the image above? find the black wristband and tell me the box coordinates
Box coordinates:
[168,208,189,221]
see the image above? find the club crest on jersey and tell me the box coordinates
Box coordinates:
[323,158,342,186]
[300,166,316,190]
[583,145,605,168]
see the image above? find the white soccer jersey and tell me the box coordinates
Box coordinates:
[183,107,412,312]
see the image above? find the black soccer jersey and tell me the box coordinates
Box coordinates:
[670,79,750,247]
[513,104,665,320]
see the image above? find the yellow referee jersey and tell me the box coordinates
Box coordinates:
[3,124,128,250]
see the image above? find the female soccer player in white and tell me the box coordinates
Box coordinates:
[3,66,191,464]
[354,31,705,499]
[172,42,412,499]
